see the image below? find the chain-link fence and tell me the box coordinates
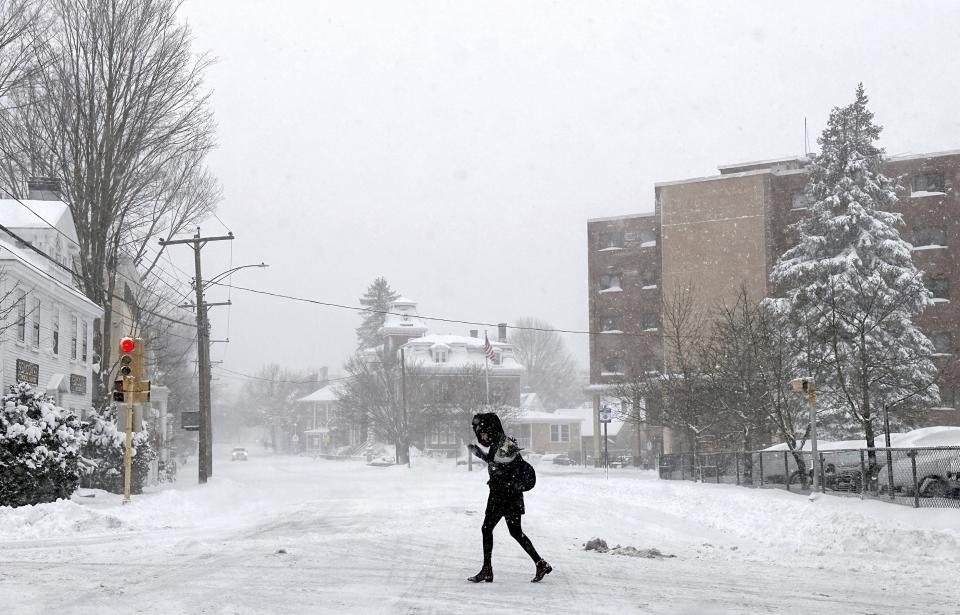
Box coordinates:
[658,447,960,508]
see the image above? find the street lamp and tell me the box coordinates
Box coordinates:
[204,262,269,289]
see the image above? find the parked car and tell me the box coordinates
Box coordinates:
[880,449,960,498]
[540,453,577,466]
[231,447,248,461]
[609,455,633,469]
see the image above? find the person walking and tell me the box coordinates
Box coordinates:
[466,412,552,583]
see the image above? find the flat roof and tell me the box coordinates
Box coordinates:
[587,211,655,223]
[716,155,809,171]
[654,167,772,188]
[886,148,960,163]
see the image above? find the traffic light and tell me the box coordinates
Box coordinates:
[117,337,145,381]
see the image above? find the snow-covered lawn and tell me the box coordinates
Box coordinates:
[0,450,956,614]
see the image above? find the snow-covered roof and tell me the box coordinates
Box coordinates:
[587,211,656,223]
[0,199,71,229]
[554,407,624,438]
[298,384,341,403]
[763,426,960,451]
[0,237,100,311]
[379,297,429,337]
[716,155,809,172]
[513,410,584,425]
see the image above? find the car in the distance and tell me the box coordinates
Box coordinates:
[540,453,577,466]
[231,447,248,461]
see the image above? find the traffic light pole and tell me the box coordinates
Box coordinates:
[122,375,134,504]
[160,230,234,485]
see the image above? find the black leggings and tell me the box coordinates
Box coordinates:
[481,512,541,567]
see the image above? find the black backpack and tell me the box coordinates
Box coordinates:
[511,455,537,492]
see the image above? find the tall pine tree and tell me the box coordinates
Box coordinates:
[356,277,400,350]
[770,85,939,462]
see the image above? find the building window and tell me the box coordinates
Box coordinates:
[601,313,623,332]
[639,229,656,246]
[51,306,59,355]
[912,171,945,194]
[931,332,953,355]
[913,227,946,247]
[432,349,448,363]
[491,350,502,366]
[31,297,40,347]
[15,292,25,343]
[791,191,814,210]
[940,387,955,408]
[436,381,453,403]
[602,357,625,375]
[641,312,659,330]
[550,424,570,443]
[640,269,657,287]
[82,321,89,363]
[598,231,623,250]
[599,273,622,291]
[926,276,950,300]
[71,315,78,360]
[643,356,661,373]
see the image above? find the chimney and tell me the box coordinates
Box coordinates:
[497,323,507,342]
[469,329,478,338]
[27,177,61,201]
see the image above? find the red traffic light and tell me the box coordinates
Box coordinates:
[119,337,135,353]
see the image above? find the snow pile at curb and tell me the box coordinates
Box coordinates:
[0,498,127,540]
[584,536,676,559]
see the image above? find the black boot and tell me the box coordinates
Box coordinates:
[531,559,552,583]
[467,565,493,583]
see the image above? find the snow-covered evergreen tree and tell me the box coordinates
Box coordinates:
[770,84,939,458]
[356,277,399,350]
[0,383,82,507]
[81,406,156,495]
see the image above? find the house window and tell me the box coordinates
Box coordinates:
[941,387,955,408]
[639,229,656,246]
[602,357,624,374]
[51,306,59,355]
[436,381,453,403]
[791,191,814,210]
[598,231,623,250]
[640,269,657,287]
[601,313,623,331]
[912,172,945,193]
[931,332,953,355]
[82,321,89,363]
[641,312,659,330]
[599,273,622,291]
[432,349,448,363]
[31,297,40,347]
[926,276,950,300]
[643,356,661,373]
[913,227,946,247]
[71,315,78,360]
[491,350,502,366]
[550,424,570,443]
[15,292,25,343]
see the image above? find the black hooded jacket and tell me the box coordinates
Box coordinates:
[471,412,524,491]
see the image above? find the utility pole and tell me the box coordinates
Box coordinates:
[160,229,234,485]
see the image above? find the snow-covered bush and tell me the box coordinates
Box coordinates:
[0,383,82,507]
[81,406,155,495]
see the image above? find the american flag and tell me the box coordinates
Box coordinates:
[483,333,495,361]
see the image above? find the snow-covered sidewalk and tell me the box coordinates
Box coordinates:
[0,451,955,614]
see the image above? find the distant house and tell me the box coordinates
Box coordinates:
[554,406,627,464]
[0,182,102,413]
[509,409,583,457]
[297,381,362,454]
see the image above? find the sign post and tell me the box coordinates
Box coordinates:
[599,403,612,479]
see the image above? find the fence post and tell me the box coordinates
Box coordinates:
[759,452,764,488]
[735,453,741,486]
[717,454,721,484]
[819,453,826,494]
[859,449,866,500]
[783,451,790,491]
[910,450,919,509]
[680,454,685,481]
[886,449,895,501]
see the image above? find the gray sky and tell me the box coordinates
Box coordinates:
[175,0,960,385]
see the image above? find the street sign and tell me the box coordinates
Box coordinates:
[599,403,612,424]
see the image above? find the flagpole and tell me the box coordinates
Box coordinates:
[484,331,490,406]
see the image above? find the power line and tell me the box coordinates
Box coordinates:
[207,280,643,339]
[214,364,346,385]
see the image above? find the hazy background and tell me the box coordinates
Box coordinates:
[172,0,960,386]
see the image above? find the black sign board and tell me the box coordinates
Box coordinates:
[69,374,87,395]
[16,359,39,385]
[181,411,200,431]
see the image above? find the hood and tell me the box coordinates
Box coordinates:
[472,412,504,444]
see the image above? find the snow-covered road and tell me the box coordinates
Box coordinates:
[1,450,957,614]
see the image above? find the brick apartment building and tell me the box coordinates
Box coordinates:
[587,149,960,458]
